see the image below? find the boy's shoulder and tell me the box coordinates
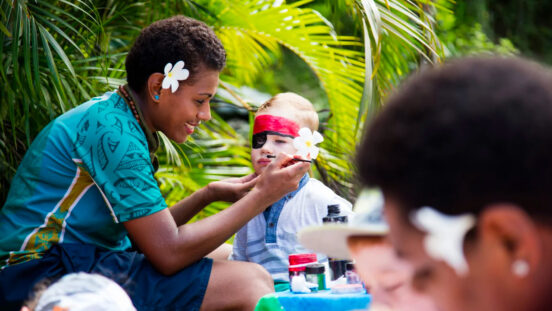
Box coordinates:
[297,178,351,205]
[302,177,332,193]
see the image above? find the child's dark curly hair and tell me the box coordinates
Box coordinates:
[126,15,226,92]
[357,57,552,219]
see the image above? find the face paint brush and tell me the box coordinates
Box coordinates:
[266,154,312,163]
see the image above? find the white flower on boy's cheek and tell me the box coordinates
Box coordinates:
[162,61,190,93]
[293,127,324,160]
[411,206,476,276]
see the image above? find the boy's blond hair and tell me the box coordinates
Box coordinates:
[256,92,319,131]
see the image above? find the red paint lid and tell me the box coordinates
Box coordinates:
[289,253,317,265]
[289,266,306,272]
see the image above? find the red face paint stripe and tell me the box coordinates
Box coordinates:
[253,115,300,137]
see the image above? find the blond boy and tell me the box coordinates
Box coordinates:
[230,93,353,286]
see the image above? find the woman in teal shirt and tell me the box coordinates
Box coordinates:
[0,15,310,310]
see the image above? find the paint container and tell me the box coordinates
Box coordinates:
[288,253,317,291]
[289,263,307,282]
[322,205,349,280]
[322,204,348,223]
[305,263,326,291]
[346,262,362,284]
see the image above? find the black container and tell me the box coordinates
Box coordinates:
[328,259,348,280]
[305,263,326,290]
[322,204,348,223]
[346,262,355,271]
[323,204,349,280]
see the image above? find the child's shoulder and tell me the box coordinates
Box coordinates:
[303,177,332,192]
[301,178,350,204]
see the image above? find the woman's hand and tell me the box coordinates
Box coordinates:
[206,173,258,203]
[252,152,311,206]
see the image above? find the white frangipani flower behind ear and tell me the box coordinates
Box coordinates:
[411,206,476,276]
[293,127,324,160]
[162,60,190,93]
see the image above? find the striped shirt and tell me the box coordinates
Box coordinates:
[231,175,353,281]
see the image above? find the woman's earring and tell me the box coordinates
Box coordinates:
[154,95,160,100]
[512,259,529,277]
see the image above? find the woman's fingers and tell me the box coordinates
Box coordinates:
[255,152,311,202]
[280,160,311,182]
[240,175,258,190]
[273,152,310,177]
[271,152,295,168]
[237,173,257,183]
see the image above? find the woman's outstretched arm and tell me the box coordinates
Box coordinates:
[167,173,258,226]
[123,153,310,275]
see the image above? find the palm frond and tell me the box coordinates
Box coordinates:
[1,0,100,132]
[207,0,366,196]
[354,0,448,111]
[1,0,451,210]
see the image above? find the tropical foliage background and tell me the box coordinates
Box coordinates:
[0,0,533,219]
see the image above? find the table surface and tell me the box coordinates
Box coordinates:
[255,289,371,311]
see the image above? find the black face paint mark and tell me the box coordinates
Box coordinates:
[252,132,267,149]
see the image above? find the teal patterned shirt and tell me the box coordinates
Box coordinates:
[0,91,167,268]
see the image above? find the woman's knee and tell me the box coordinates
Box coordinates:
[202,261,273,310]
[246,262,273,291]
[229,262,273,295]
[233,263,273,309]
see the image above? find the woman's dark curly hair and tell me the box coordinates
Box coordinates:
[125,15,226,92]
[357,57,552,220]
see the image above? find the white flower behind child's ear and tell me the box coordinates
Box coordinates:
[293,128,324,160]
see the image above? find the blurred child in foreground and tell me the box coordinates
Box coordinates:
[22,272,135,311]
[299,190,438,311]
